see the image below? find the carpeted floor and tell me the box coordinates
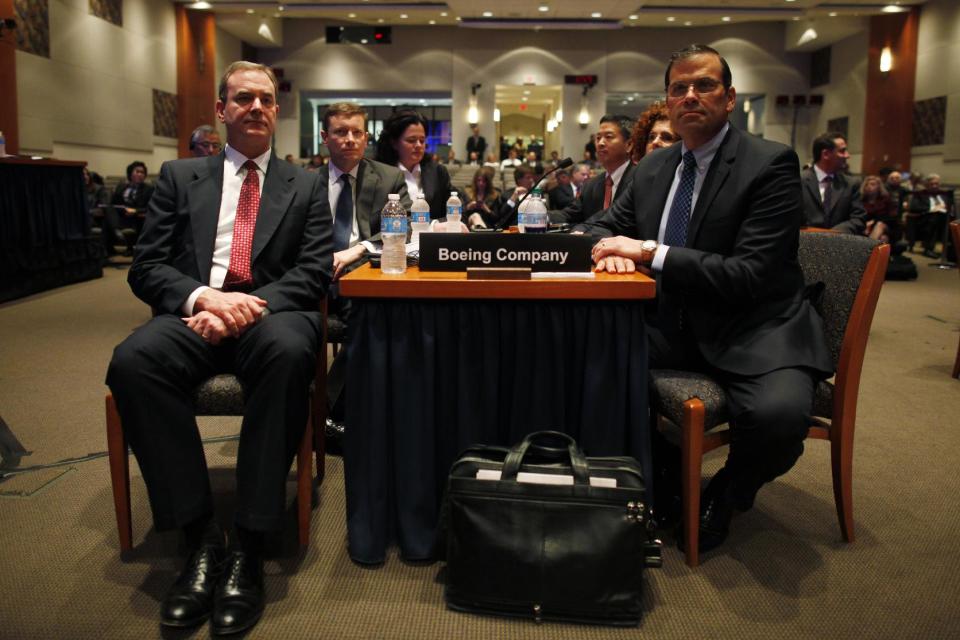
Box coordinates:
[0,253,958,639]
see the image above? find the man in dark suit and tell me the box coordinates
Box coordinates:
[466,124,487,161]
[587,45,832,554]
[554,114,635,225]
[801,132,866,234]
[106,61,332,634]
[318,102,409,434]
[548,169,576,209]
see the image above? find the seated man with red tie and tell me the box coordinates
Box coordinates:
[801,132,866,234]
[105,61,332,635]
[551,114,635,226]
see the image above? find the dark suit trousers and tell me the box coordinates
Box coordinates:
[647,324,816,506]
[106,311,319,533]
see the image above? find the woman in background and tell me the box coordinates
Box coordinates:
[375,110,456,221]
[464,166,504,229]
[860,175,896,243]
[629,101,677,162]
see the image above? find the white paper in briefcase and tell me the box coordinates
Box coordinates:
[476,468,616,488]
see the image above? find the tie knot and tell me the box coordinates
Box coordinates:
[822,174,833,183]
[340,173,351,184]
[682,151,697,169]
[605,175,614,187]
[243,160,259,177]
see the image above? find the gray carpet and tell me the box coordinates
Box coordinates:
[0,255,958,639]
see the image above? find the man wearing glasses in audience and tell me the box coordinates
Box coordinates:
[586,44,832,555]
[189,124,223,157]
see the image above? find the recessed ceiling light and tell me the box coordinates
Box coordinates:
[277,5,284,12]
[360,38,368,44]
[684,21,693,26]
[722,16,731,22]
[629,14,638,20]
[246,8,254,14]
[792,16,800,21]
[785,0,797,3]
[348,13,356,18]
[190,1,211,8]
[591,12,602,18]
[829,12,837,17]
[881,4,908,13]
[429,19,435,24]
[440,11,448,17]
[377,17,384,23]
[538,5,549,12]
[400,13,408,18]
[666,16,675,22]
[522,97,528,101]
[482,11,493,17]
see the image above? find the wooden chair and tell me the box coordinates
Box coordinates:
[649,232,890,567]
[951,222,960,379]
[105,300,329,552]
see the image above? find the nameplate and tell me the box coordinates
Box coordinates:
[419,232,592,272]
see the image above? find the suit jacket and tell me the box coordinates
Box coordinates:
[584,125,832,377]
[554,163,636,225]
[128,152,333,317]
[419,161,458,220]
[466,135,487,159]
[801,167,866,235]
[112,181,154,211]
[548,183,575,210]
[318,158,410,245]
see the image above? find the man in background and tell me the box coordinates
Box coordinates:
[801,132,866,234]
[188,124,222,158]
[466,124,487,162]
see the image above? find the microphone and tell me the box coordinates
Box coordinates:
[492,157,574,231]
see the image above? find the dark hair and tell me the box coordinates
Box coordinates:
[514,165,536,183]
[90,171,104,186]
[374,109,429,166]
[126,161,147,181]
[812,131,845,164]
[629,101,671,162]
[322,102,368,131]
[598,114,634,143]
[664,44,732,90]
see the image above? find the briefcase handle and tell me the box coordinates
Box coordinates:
[501,431,590,485]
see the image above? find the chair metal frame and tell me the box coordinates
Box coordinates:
[660,236,890,567]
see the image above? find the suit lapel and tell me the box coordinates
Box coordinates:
[189,154,225,283]
[687,127,734,245]
[252,154,295,264]
[802,169,823,215]
[354,159,378,240]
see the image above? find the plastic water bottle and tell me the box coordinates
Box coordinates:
[410,191,431,242]
[522,188,548,233]
[445,191,462,232]
[516,192,529,233]
[0,131,6,157]
[380,193,408,274]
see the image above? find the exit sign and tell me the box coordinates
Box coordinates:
[564,75,598,86]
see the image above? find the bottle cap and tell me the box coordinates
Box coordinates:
[450,191,457,196]
[388,193,400,200]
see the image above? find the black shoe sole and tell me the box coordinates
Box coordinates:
[160,612,210,629]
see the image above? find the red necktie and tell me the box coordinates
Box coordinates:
[223,160,260,290]
[602,175,614,209]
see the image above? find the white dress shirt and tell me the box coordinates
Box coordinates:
[652,122,729,272]
[606,160,631,202]
[813,164,833,203]
[184,144,270,315]
[398,162,422,202]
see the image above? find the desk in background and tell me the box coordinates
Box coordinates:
[339,264,656,564]
[0,157,103,302]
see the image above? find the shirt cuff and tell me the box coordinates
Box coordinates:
[358,241,375,254]
[184,286,209,316]
[651,245,669,273]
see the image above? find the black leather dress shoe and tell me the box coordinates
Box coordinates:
[697,489,736,554]
[160,543,227,628]
[211,551,265,636]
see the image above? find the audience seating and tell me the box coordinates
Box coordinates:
[104,300,329,552]
[649,232,890,567]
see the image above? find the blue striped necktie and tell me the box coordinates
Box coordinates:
[334,173,353,251]
[664,151,697,247]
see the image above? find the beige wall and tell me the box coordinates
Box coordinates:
[214,26,243,143]
[256,22,816,162]
[912,0,960,184]
[16,0,177,176]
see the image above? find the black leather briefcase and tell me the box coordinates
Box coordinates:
[442,431,660,626]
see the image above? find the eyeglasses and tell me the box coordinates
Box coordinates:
[667,77,723,99]
[198,141,222,151]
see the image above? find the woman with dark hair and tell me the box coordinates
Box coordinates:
[110,160,154,240]
[629,101,677,163]
[860,175,896,243]
[376,110,456,220]
[463,166,504,228]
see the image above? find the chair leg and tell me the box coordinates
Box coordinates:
[681,399,706,568]
[296,420,313,549]
[952,333,960,379]
[831,424,856,543]
[105,393,133,552]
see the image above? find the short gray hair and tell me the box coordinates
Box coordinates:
[190,124,217,146]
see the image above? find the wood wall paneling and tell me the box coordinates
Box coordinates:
[0,0,19,154]
[862,9,919,175]
[176,5,217,158]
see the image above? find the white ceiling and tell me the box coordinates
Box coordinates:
[183,1,924,29]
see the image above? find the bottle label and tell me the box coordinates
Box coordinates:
[411,210,430,224]
[446,205,462,218]
[382,216,408,234]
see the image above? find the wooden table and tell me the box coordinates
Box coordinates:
[338,264,656,564]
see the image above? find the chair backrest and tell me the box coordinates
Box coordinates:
[798,232,889,422]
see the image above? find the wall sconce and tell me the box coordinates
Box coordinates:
[493,108,500,123]
[555,107,563,123]
[743,98,752,113]
[468,83,481,125]
[578,86,591,128]
[546,119,557,133]
[879,46,893,73]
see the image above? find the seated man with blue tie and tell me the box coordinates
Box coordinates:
[800,132,867,234]
[319,103,410,438]
[587,44,832,554]
[106,61,332,634]
[552,115,635,225]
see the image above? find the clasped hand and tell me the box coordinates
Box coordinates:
[188,289,268,340]
[591,236,650,274]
